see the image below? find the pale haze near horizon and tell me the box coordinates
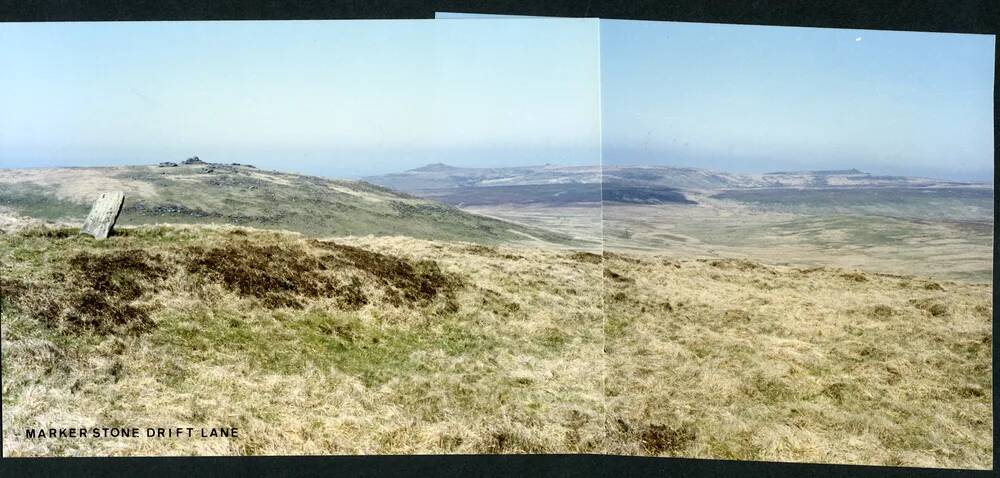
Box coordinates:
[0,19,601,179]
[601,20,996,182]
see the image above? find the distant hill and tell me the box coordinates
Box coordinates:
[364,163,987,207]
[365,163,696,206]
[0,162,576,245]
[407,162,464,173]
[365,163,602,193]
[603,166,987,191]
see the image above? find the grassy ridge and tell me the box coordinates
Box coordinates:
[0,164,578,246]
[1,225,604,455]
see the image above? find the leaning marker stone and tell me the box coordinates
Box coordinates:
[81,191,125,240]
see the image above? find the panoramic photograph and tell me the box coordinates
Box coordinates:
[599,20,994,468]
[0,18,606,455]
[1,14,993,468]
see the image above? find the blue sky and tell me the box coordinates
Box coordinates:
[602,20,995,181]
[2,19,994,181]
[0,19,601,178]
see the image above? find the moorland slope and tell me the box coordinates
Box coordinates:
[0,162,576,246]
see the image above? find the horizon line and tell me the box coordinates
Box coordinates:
[0,160,992,184]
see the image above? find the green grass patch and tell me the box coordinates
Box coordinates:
[0,183,90,220]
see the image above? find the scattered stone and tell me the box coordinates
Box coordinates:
[80,191,125,240]
[128,202,212,218]
[182,156,204,165]
[158,162,178,167]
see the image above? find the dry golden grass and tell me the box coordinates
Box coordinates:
[1,225,603,456]
[1,224,991,467]
[603,255,992,469]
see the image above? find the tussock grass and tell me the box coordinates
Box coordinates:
[2,224,991,465]
[604,253,992,468]
[1,224,603,456]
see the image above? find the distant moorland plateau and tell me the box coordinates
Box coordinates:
[367,163,993,282]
